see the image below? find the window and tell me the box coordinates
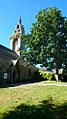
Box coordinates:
[17,25,19,29]
[12,40,18,52]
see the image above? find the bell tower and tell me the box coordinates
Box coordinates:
[10,16,25,56]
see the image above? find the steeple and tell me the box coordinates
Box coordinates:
[10,17,25,56]
[18,16,22,25]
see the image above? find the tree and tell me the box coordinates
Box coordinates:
[22,7,67,81]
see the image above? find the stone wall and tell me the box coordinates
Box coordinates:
[0,58,37,85]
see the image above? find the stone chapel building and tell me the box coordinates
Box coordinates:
[0,17,36,85]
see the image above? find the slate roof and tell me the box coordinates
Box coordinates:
[0,45,19,60]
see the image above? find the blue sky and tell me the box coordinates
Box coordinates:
[0,0,67,48]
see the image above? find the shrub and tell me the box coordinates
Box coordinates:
[39,70,55,81]
[60,70,67,82]
[39,70,47,80]
[34,71,44,82]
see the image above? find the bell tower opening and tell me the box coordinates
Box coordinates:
[12,39,18,52]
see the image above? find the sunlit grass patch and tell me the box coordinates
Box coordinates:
[0,81,67,119]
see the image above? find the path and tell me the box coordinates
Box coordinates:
[10,82,67,89]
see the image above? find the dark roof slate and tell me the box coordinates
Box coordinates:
[0,45,19,60]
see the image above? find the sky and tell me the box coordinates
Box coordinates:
[0,0,67,48]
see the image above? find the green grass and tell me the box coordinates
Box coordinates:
[0,81,67,119]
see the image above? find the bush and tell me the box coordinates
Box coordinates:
[46,72,55,81]
[39,70,55,81]
[60,70,67,82]
[34,71,45,82]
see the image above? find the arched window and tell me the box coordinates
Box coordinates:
[17,25,19,29]
[12,40,18,52]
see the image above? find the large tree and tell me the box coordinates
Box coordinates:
[22,7,67,81]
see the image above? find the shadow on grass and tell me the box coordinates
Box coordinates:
[2,97,67,119]
[0,70,45,88]
[0,80,41,89]
[0,77,44,89]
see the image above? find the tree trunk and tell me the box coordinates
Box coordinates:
[55,68,59,82]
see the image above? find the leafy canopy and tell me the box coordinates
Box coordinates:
[22,7,67,72]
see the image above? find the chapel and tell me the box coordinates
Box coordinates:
[0,17,36,85]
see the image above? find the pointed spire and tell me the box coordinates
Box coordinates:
[18,16,22,25]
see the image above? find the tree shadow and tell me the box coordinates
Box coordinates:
[2,97,67,119]
[0,80,42,89]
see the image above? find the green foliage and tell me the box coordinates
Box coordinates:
[39,70,55,81]
[47,72,55,81]
[60,70,67,82]
[39,70,47,79]
[22,7,67,81]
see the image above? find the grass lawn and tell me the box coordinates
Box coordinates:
[0,81,67,119]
